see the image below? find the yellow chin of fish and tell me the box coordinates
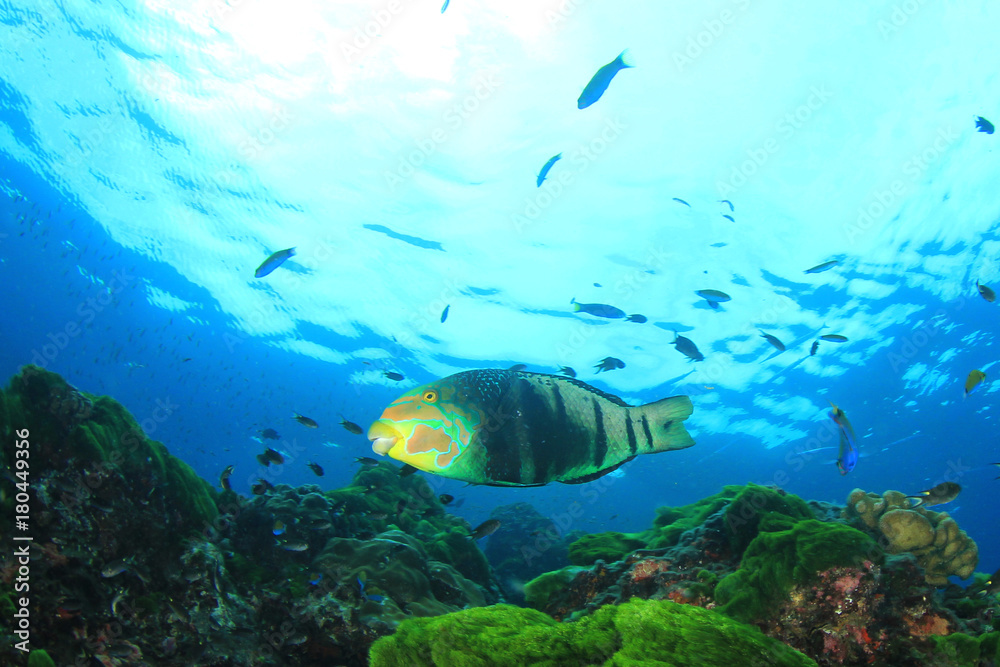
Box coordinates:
[368,418,460,473]
[368,420,402,456]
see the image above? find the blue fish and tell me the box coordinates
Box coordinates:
[357,576,384,603]
[254,247,295,278]
[829,402,858,475]
[441,0,449,13]
[441,305,450,323]
[571,297,625,319]
[536,153,562,187]
[577,50,634,109]
[975,116,994,134]
[309,573,323,586]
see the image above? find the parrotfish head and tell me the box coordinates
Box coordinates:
[368,377,483,480]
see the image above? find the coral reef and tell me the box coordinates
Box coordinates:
[521,483,1000,667]
[845,488,978,586]
[480,502,575,604]
[369,598,817,666]
[0,367,502,666]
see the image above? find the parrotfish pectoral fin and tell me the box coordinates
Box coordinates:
[635,395,695,453]
[368,420,401,456]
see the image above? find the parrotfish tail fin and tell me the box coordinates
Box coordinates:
[288,247,297,257]
[905,495,924,508]
[571,298,581,312]
[634,395,695,453]
[617,49,635,68]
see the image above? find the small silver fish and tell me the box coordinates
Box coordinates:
[277,540,309,552]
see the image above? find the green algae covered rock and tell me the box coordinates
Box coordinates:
[524,566,588,610]
[639,484,742,550]
[723,483,814,554]
[927,631,1000,666]
[0,366,217,531]
[568,531,646,566]
[369,598,817,666]
[27,649,56,667]
[715,518,880,624]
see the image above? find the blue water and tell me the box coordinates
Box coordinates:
[2,1,1000,581]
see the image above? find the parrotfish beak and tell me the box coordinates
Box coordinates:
[368,420,402,456]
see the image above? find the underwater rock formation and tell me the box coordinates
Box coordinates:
[480,502,574,604]
[845,488,978,586]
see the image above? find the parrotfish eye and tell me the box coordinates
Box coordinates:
[423,390,438,402]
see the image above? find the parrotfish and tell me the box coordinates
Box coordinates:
[536,153,562,187]
[578,50,634,109]
[975,116,995,134]
[829,401,858,475]
[571,298,626,319]
[964,369,986,398]
[976,281,996,303]
[804,260,839,274]
[254,247,296,278]
[367,369,695,487]
[626,314,647,323]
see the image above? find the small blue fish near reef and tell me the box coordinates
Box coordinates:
[829,401,858,475]
[537,153,562,187]
[358,575,384,603]
[578,50,634,109]
[571,297,625,319]
[254,247,295,278]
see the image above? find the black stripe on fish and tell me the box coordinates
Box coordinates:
[640,415,653,450]
[626,413,638,456]
[592,398,608,471]
[520,379,557,484]
[481,380,522,484]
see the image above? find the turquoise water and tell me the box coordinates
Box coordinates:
[2,1,999,578]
